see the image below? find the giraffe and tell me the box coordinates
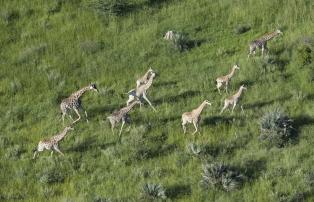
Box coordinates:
[33,126,74,159]
[136,67,154,88]
[60,83,98,125]
[127,72,157,112]
[181,100,212,135]
[220,85,247,114]
[248,29,283,58]
[216,64,240,94]
[107,101,141,141]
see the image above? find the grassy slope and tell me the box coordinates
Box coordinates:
[0,0,314,201]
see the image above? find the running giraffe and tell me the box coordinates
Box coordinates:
[107,101,141,141]
[127,72,157,112]
[136,67,154,88]
[60,83,98,125]
[248,29,283,57]
[33,126,74,159]
[216,64,240,94]
[220,85,247,114]
[182,100,212,135]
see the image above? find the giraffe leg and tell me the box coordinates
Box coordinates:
[53,145,64,156]
[62,113,66,126]
[118,121,125,142]
[72,108,81,124]
[225,82,229,93]
[231,103,237,114]
[192,121,198,135]
[241,105,244,113]
[220,103,228,114]
[217,82,222,94]
[142,93,157,112]
[69,115,74,121]
[50,150,54,157]
[182,121,187,134]
[84,110,89,123]
[33,151,38,159]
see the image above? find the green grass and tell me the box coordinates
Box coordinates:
[1,0,314,201]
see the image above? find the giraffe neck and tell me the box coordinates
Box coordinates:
[194,102,207,117]
[227,67,236,79]
[72,86,90,99]
[234,88,244,98]
[142,70,151,80]
[54,128,69,142]
[144,76,154,90]
[121,101,138,114]
[262,31,279,42]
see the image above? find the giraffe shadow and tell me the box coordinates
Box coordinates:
[88,104,120,118]
[67,137,97,152]
[292,115,314,143]
[165,184,191,199]
[159,115,181,124]
[153,80,178,88]
[244,95,292,109]
[202,116,240,126]
[154,90,201,105]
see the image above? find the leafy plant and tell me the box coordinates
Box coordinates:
[201,163,245,192]
[38,168,65,184]
[259,108,294,148]
[140,183,167,201]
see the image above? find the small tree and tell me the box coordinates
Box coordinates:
[259,108,294,148]
[201,163,244,192]
[140,183,166,201]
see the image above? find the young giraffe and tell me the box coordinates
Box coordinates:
[182,100,212,135]
[60,83,98,125]
[248,29,283,58]
[107,101,141,140]
[220,85,247,114]
[33,126,74,159]
[136,67,154,88]
[216,64,240,94]
[127,72,157,112]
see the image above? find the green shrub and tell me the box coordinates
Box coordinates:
[259,108,294,148]
[17,43,47,63]
[5,145,23,160]
[38,168,65,184]
[80,41,105,54]
[171,32,190,52]
[201,163,245,192]
[1,10,19,24]
[140,183,166,201]
[296,44,312,66]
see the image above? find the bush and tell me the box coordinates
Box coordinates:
[296,44,312,66]
[5,145,23,160]
[201,163,245,192]
[38,168,65,184]
[171,32,190,52]
[140,183,166,201]
[259,108,294,148]
[17,43,47,63]
[80,41,105,54]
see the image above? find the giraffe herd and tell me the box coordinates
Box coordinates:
[33,29,283,159]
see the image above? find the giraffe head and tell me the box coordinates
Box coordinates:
[89,83,98,92]
[276,29,283,35]
[240,85,247,91]
[150,72,156,79]
[65,126,74,131]
[233,64,240,70]
[204,100,212,106]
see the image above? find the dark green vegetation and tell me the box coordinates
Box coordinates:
[1,0,314,201]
